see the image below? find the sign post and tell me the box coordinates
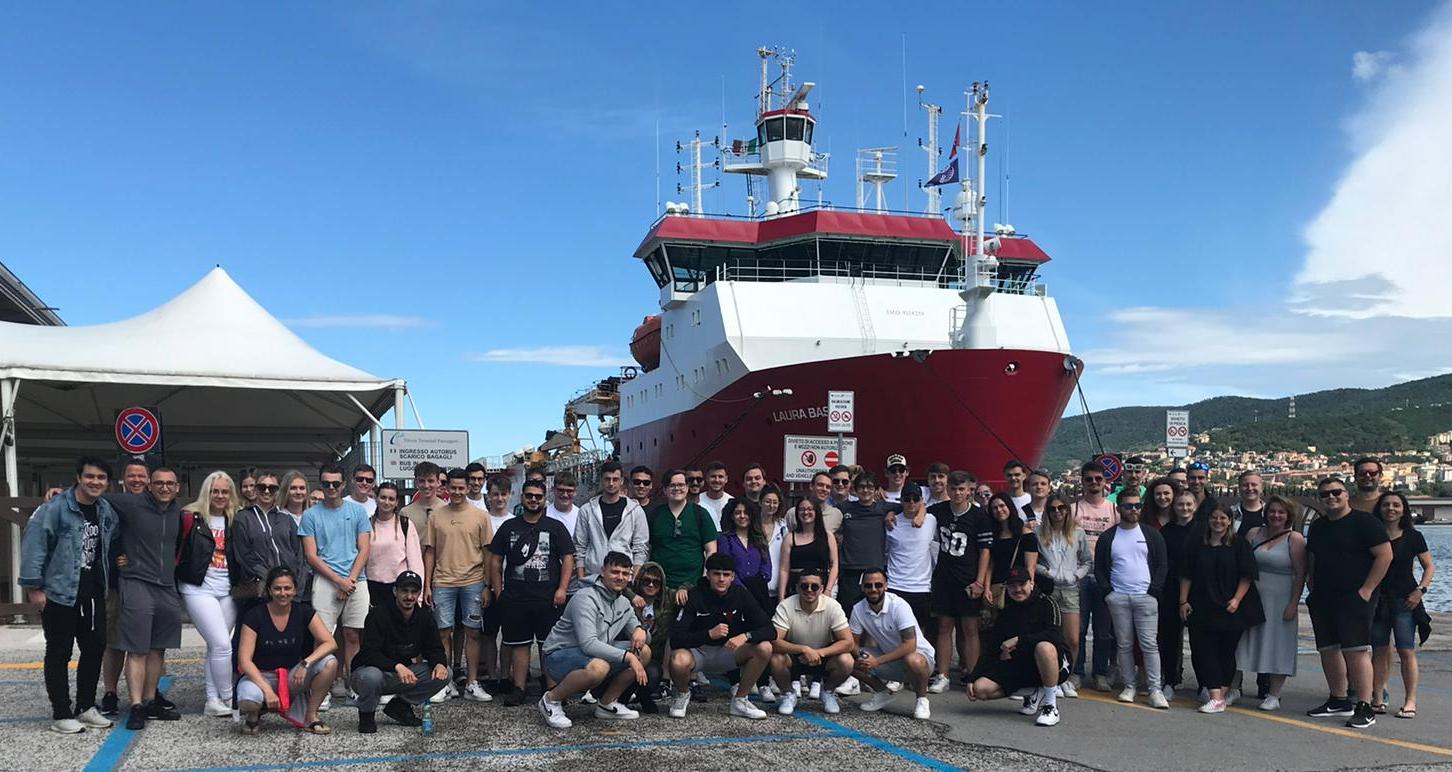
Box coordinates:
[827,390,854,461]
[1166,410,1189,458]
[784,435,858,482]
[115,406,162,457]
[381,429,470,480]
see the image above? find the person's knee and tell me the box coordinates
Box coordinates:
[585,659,610,682]
[1035,641,1056,659]
[906,653,928,673]
[670,650,693,672]
[969,678,998,700]
[830,653,856,674]
[750,641,772,660]
[770,653,790,672]
[343,628,361,644]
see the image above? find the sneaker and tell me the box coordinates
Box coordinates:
[834,676,861,696]
[537,696,572,728]
[927,674,950,694]
[1160,684,1173,702]
[1258,695,1281,711]
[501,686,525,707]
[1035,704,1060,727]
[50,717,85,734]
[594,701,639,720]
[463,682,493,703]
[318,694,331,712]
[913,697,931,720]
[204,698,233,718]
[693,671,710,686]
[358,712,377,734]
[1307,698,1355,718]
[1198,699,1226,714]
[860,690,896,712]
[1225,688,1241,707]
[1092,675,1112,693]
[792,680,804,698]
[447,681,460,699]
[730,696,767,720]
[1060,680,1079,699]
[885,680,904,694]
[383,698,421,727]
[430,684,451,704]
[1149,690,1170,710]
[821,691,841,714]
[153,690,176,711]
[668,690,691,718]
[100,692,120,718]
[757,684,778,704]
[1117,686,1136,703]
[146,700,180,721]
[76,707,113,729]
[1020,691,1042,715]
[580,690,598,705]
[777,692,798,716]
[1346,701,1376,729]
[126,704,146,730]
[808,681,822,700]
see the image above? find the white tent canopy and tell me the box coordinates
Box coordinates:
[0,267,407,478]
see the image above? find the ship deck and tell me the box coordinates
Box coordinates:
[4,615,1450,772]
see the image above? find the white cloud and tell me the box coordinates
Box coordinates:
[283,314,431,330]
[1352,50,1400,82]
[466,346,631,368]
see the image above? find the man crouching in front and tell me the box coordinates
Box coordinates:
[349,571,448,733]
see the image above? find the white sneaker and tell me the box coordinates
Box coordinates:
[1225,688,1241,707]
[1035,704,1060,727]
[1117,686,1136,703]
[758,684,778,703]
[1060,679,1079,699]
[792,680,803,698]
[668,690,691,718]
[860,690,895,712]
[537,695,572,729]
[1020,691,1042,715]
[913,697,931,720]
[777,692,798,715]
[1198,698,1226,714]
[1149,689,1170,709]
[1160,684,1173,702]
[75,707,113,729]
[50,717,85,734]
[429,684,451,704]
[808,681,822,699]
[446,681,460,699]
[821,691,841,714]
[1258,695,1281,711]
[693,672,710,686]
[204,698,232,718]
[579,690,598,705]
[730,696,767,720]
[1055,685,1064,697]
[318,694,331,712]
[593,701,639,720]
[885,680,904,694]
[927,674,950,694]
[834,676,861,696]
[463,682,493,703]
[379,694,393,706]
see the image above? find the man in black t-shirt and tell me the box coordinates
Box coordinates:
[1305,477,1391,729]
[489,478,575,705]
[926,471,992,694]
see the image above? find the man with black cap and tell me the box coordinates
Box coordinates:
[966,567,1070,727]
[350,570,449,733]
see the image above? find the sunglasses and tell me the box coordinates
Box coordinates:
[862,582,886,590]
[1048,504,1069,513]
[255,484,280,493]
[522,493,545,501]
[354,476,375,484]
[640,578,661,587]
[1318,490,1347,499]
[1119,502,1143,510]
[798,582,822,592]
[686,476,704,484]
[832,478,850,485]
[1124,464,1147,473]
[320,480,344,489]
[631,479,653,486]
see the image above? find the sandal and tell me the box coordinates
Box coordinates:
[304,720,332,735]
[240,719,260,736]
[1395,707,1417,719]
[1370,703,1388,714]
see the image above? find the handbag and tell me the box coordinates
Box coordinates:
[231,576,263,602]
[979,537,1023,627]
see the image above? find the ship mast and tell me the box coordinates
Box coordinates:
[955,81,997,289]
[917,85,942,215]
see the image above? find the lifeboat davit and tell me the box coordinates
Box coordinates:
[629,315,661,372]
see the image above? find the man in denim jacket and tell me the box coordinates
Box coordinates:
[20,457,120,735]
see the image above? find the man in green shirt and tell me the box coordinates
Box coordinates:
[646,470,718,607]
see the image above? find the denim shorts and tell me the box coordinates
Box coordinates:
[543,642,632,683]
[1370,603,1417,650]
[432,582,485,630]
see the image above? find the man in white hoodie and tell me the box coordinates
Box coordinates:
[574,461,650,590]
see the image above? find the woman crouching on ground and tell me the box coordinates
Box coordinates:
[236,566,339,735]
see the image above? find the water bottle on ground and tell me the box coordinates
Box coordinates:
[420,700,434,736]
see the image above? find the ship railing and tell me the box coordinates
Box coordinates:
[715,259,966,288]
[650,201,948,228]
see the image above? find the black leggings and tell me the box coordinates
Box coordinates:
[43,595,106,720]
[1188,624,1242,691]
[1158,596,1185,688]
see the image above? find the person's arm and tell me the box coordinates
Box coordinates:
[1360,541,1393,601]
[1408,548,1435,610]
[742,592,777,643]
[1178,575,1193,621]
[630,507,651,569]
[570,595,629,663]
[826,536,840,596]
[404,525,424,575]
[421,544,436,606]
[353,610,395,672]
[348,528,371,586]
[770,625,806,655]
[819,624,856,658]
[236,623,278,705]
[1023,536,1038,577]
[669,593,711,649]
[1149,529,1167,594]
[574,509,591,581]
[1285,533,1307,620]
[776,538,793,603]
[303,610,340,662]
[556,553,575,606]
[420,613,448,670]
[488,552,504,598]
[1074,535,1094,582]
[301,535,344,587]
[871,626,918,666]
[1092,533,1110,590]
[18,504,55,602]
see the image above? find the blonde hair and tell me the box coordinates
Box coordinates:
[1041,490,1079,545]
[186,471,239,525]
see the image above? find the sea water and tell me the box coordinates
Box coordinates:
[1421,526,1451,613]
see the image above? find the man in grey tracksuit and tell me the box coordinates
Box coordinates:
[536,551,651,728]
[572,461,650,592]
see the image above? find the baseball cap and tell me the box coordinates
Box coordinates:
[886,453,908,470]
[394,571,424,591]
[1005,567,1033,585]
[900,484,924,502]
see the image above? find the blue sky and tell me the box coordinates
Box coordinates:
[4,2,1450,459]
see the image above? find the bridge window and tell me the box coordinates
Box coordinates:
[785,117,805,142]
[765,117,785,142]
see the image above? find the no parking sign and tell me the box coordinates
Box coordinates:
[115,406,162,455]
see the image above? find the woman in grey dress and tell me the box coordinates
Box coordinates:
[1236,495,1306,711]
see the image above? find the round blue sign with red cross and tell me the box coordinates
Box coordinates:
[115,407,161,454]
[1094,453,1124,484]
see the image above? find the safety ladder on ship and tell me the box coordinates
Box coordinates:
[851,279,877,355]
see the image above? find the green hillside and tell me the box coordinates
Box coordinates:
[1044,373,1452,469]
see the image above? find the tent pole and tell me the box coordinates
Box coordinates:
[394,385,405,430]
[370,424,381,475]
[407,392,425,430]
[2,378,21,605]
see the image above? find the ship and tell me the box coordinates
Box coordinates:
[562,48,1082,487]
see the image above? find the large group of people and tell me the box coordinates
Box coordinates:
[19,452,1436,740]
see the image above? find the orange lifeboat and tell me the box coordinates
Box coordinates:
[630,315,661,372]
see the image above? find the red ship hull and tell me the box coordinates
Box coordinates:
[618,348,1081,486]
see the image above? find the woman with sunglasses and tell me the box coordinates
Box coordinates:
[1035,491,1090,697]
[975,484,995,508]
[622,562,670,713]
[778,496,838,603]
[1236,495,1306,711]
[230,472,305,612]
[1369,491,1434,720]
[758,485,790,613]
[364,483,423,606]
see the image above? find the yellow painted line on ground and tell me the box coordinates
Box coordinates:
[0,658,200,670]
[1076,690,1452,759]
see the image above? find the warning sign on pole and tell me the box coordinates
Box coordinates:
[783,435,857,482]
[115,406,162,455]
[827,391,854,433]
[1166,410,1190,449]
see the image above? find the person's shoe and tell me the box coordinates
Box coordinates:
[777,692,798,716]
[1346,701,1376,729]
[808,681,822,700]
[885,680,903,694]
[1035,704,1060,727]
[1117,686,1136,704]
[146,700,180,721]
[536,695,572,728]
[693,671,710,686]
[1092,675,1112,693]
[668,690,691,718]
[1020,691,1042,715]
[50,717,85,734]
[730,696,767,719]
[594,701,639,720]
[501,686,525,707]
[1060,679,1079,699]
[860,690,896,712]
[383,698,421,727]
[639,696,660,714]
[1198,698,1226,714]
[757,684,778,703]
[834,676,861,696]
[927,674,950,694]
[358,712,377,734]
[1258,695,1281,711]
[821,691,841,714]
[126,704,146,730]
[446,681,460,699]
[330,680,349,699]
[1160,684,1173,702]
[1225,688,1241,707]
[579,689,598,705]
[1307,698,1355,717]
[463,682,493,703]
[100,692,120,718]
[204,698,233,718]
[76,707,113,729]
[913,697,931,720]
[1149,690,1170,709]
[153,690,176,711]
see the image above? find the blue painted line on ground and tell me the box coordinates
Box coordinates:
[0,715,48,724]
[795,713,963,771]
[83,675,172,772]
[156,732,830,772]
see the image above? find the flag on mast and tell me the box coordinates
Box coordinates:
[925,124,960,187]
